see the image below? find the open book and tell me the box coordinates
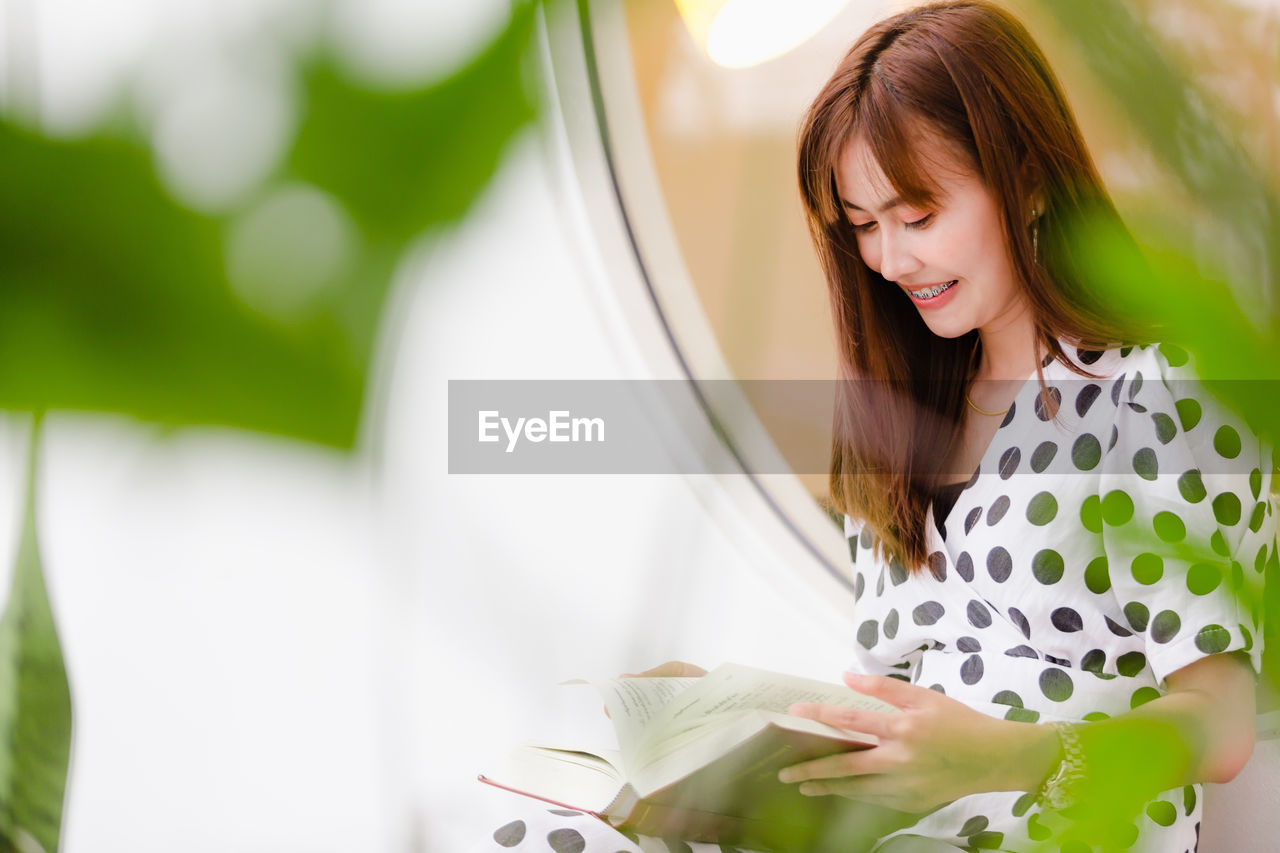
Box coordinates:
[480,663,919,852]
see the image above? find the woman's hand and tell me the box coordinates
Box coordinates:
[779,672,1056,814]
[620,661,708,678]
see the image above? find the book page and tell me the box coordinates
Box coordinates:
[630,707,880,790]
[642,664,898,749]
[584,676,700,757]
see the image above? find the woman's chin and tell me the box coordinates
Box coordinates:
[920,316,975,340]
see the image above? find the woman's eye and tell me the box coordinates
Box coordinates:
[851,221,877,233]
[905,213,935,230]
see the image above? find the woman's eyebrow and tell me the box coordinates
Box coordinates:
[841,195,905,215]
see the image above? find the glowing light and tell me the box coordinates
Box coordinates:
[676,0,853,68]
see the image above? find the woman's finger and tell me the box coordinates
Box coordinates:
[793,773,891,802]
[844,672,937,710]
[620,660,707,678]
[788,702,899,740]
[778,744,886,783]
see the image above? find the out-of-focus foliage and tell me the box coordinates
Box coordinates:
[1027,0,1279,846]
[0,0,538,448]
[1033,0,1279,386]
[0,428,71,853]
[0,2,540,849]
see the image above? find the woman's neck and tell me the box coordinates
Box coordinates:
[975,306,1040,381]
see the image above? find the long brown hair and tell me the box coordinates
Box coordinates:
[797,0,1153,571]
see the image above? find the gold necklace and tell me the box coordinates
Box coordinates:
[965,392,1009,417]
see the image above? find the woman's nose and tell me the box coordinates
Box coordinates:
[877,232,922,282]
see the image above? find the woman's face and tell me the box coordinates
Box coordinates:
[835,135,1029,341]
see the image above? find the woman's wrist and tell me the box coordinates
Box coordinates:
[985,717,1063,794]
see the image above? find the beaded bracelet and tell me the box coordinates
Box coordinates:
[1037,722,1086,810]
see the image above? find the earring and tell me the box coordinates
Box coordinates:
[1031,206,1040,261]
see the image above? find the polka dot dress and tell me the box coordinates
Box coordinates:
[476,795,750,853]
[847,342,1272,851]
[481,343,1272,853]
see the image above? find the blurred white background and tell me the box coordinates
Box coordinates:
[0,1,854,850]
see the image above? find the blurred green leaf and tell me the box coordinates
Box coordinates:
[0,5,539,841]
[0,0,539,448]
[1035,0,1280,292]
[0,120,366,445]
[0,423,71,853]
[1023,4,1280,847]
[289,8,539,244]
[1033,0,1280,444]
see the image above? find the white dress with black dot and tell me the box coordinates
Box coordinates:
[479,343,1272,853]
[846,342,1272,852]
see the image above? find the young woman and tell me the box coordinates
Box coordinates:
[781,2,1269,850]
[483,2,1272,850]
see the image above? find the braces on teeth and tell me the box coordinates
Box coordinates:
[911,280,956,299]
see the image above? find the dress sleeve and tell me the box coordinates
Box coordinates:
[1098,345,1274,684]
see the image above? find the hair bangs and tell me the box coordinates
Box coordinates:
[800,92,864,230]
[855,78,961,212]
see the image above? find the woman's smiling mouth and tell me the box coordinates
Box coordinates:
[905,280,957,300]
